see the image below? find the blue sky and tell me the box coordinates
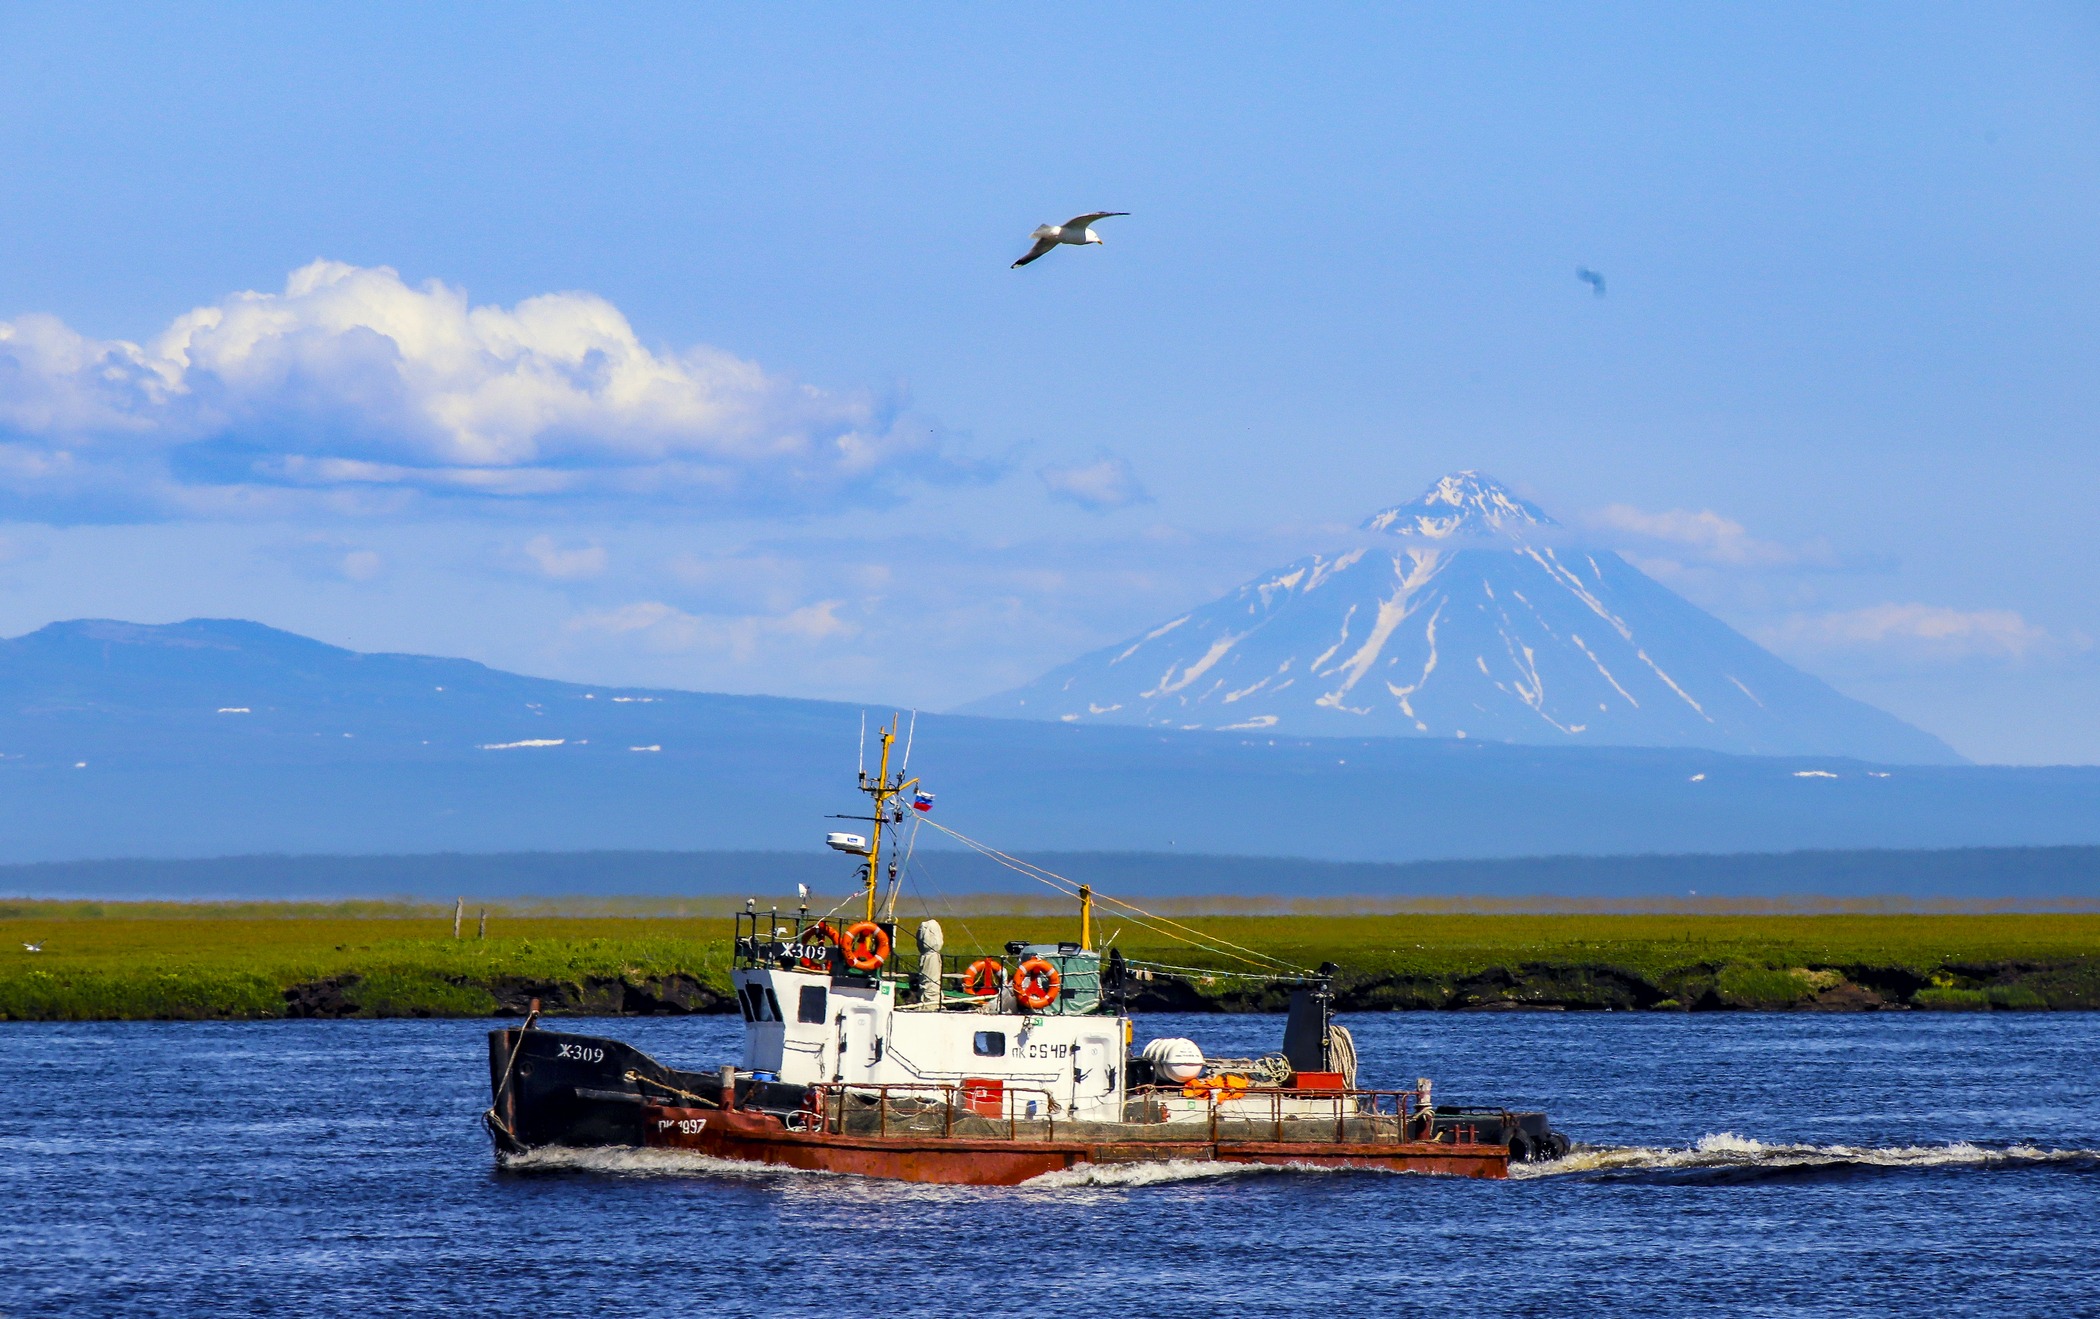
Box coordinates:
[1,3,2096,762]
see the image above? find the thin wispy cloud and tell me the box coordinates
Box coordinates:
[1762,603,2082,663]
[567,598,857,664]
[1589,503,1830,569]
[339,549,385,582]
[1039,453,1150,512]
[262,534,388,583]
[0,261,977,519]
[522,535,608,581]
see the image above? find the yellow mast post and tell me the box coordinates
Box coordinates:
[863,721,893,924]
[860,716,920,927]
[1079,884,1092,952]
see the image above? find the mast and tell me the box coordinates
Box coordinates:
[859,716,920,926]
[864,723,890,923]
[1079,884,1093,952]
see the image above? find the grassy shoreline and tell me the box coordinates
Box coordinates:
[4,901,2098,1020]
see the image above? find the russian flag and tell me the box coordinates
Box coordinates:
[912,791,935,813]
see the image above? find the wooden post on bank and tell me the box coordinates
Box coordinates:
[453,898,463,939]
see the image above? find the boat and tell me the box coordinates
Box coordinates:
[483,718,1569,1185]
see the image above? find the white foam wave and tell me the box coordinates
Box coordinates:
[1512,1132,2097,1179]
[500,1145,836,1182]
[503,1134,2092,1190]
[1023,1158,1389,1189]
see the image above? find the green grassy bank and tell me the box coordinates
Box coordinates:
[3,900,2098,1020]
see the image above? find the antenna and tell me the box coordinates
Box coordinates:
[857,711,866,783]
[900,709,917,776]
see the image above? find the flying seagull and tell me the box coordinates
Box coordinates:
[22,942,42,952]
[1576,267,1606,298]
[1013,212,1129,268]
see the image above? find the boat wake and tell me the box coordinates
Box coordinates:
[1512,1133,2100,1184]
[499,1135,2098,1190]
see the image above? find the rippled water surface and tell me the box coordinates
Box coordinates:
[5,1012,2096,1316]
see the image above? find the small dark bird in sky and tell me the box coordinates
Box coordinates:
[1577,267,1606,298]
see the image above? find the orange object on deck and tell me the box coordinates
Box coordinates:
[959,1077,1004,1118]
[1292,1071,1347,1090]
[1183,1074,1253,1100]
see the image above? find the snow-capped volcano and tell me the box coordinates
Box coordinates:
[1362,471,1557,540]
[961,472,1962,763]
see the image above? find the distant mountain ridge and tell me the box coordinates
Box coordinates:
[1,615,2094,871]
[11,846,2098,904]
[962,472,1960,764]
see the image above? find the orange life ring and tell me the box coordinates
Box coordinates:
[1014,957,1062,1010]
[844,921,890,971]
[795,921,840,970]
[962,958,1006,997]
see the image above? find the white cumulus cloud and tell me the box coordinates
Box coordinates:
[0,261,968,517]
[1039,453,1150,511]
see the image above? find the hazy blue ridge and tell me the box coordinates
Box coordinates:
[959,473,1962,765]
[0,616,2093,866]
[6,845,2096,904]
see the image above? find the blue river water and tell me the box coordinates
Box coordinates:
[4,1011,2096,1317]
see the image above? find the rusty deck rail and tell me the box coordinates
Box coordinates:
[806,1081,1064,1141]
[797,1082,1506,1147]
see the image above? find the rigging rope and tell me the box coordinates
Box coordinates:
[895,852,990,983]
[914,816,1311,976]
[796,750,1314,982]
[917,815,1302,971]
[881,813,922,922]
[802,888,860,927]
[1123,956,1304,983]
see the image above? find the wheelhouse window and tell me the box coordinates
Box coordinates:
[798,985,827,1024]
[973,1031,1006,1057]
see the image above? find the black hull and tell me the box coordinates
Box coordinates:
[484,1027,802,1156]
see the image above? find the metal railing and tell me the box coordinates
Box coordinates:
[804,1081,1064,1141]
[733,909,866,974]
[785,1082,1506,1148]
[1128,1085,1507,1146]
